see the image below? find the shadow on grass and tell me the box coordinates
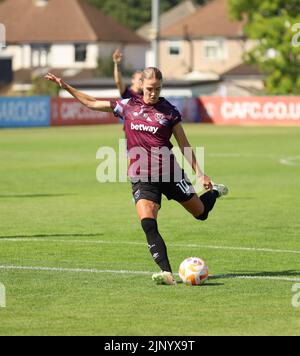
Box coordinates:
[176,280,224,287]
[0,194,75,199]
[175,270,300,287]
[198,282,224,287]
[221,197,255,201]
[0,233,104,239]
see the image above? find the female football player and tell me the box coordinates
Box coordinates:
[45,68,228,285]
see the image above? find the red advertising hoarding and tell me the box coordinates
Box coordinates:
[51,98,118,126]
[50,96,300,127]
[199,97,300,125]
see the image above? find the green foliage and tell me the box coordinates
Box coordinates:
[95,56,115,77]
[229,0,300,95]
[29,75,60,97]
[95,56,135,78]
[87,0,208,30]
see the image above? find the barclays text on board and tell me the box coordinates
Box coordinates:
[0,97,50,128]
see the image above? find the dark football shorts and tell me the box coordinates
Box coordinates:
[131,173,195,206]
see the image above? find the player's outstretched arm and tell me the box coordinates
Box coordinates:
[172,123,213,191]
[113,49,126,97]
[44,73,113,112]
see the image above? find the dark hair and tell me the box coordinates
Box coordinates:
[131,71,143,80]
[142,67,163,81]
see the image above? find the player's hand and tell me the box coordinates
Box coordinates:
[201,175,213,191]
[44,73,66,89]
[113,49,123,64]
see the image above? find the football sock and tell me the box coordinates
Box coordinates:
[196,190,219,221]
[141,218,172,273]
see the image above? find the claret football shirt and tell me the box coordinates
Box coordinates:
[111,96,183,182]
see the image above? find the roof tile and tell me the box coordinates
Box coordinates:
[0,0,146,43]
[161,0,244,38]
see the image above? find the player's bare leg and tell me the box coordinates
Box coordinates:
[136,199,176,285]
[180,195,205,217]
[136,199,160,220]
[181,183,229,220]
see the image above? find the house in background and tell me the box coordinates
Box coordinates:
[220,63,265,96]
[159,0,253,81]
[0,0,264,97]
[0,0,148,93]
[137,0,198,66]
[137,0,198,41]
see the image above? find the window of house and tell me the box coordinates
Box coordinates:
[31,44,50,67]
[168,42,181,56]
[75,44,87,62]
[203,39,227,60]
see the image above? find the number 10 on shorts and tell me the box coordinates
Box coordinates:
[176,179,191,194]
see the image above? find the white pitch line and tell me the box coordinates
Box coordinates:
[210,274,300,283]
[0,265,299,283]
[207,152,300,167]
[0,265,153,275]
[279,156,300,166]
[208,153,279,158]
[172,243,300,255]
[0,238,300,255]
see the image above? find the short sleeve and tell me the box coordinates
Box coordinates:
[170,109,182,128]
[111,98,131,120]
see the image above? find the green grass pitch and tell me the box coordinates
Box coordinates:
[0,124,300,336]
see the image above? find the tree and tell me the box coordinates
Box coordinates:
[29,75,60,96]
[229,0,300,94]
[95,57,115,77]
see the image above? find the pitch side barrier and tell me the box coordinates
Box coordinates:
[50,96,300,126]
[2,96,300,128]
[50,97,118,126]
[199,96,300,125]
[50,97,202,126]
[166,97,201,123]
[0,96,119,128]
[0,96,50,128]
[0,96,202,128]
